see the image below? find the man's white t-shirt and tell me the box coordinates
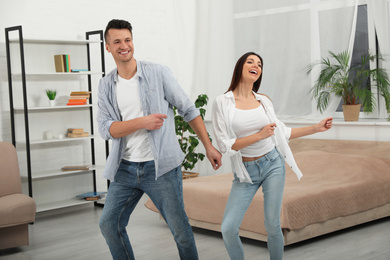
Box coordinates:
[116,74,154,162]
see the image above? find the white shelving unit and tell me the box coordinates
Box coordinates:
[37,199,93,213]
[12,71,103,76]
[20,166,98,180]
[5,26,107,212]
[14,104,94,111]
[16,135,97,145]
[9,38,102,45]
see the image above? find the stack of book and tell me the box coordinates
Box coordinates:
[76,192,106,201]
[67,128,89,138]
[61,165,90,171]
[66,91,91,106]
[54,54,71,72]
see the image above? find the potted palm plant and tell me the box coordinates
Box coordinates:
[306,50,390,121]
[173,94,211,178]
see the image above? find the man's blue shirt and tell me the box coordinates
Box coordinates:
[97,60,200,181]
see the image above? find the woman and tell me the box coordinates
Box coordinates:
[211,52,333,260]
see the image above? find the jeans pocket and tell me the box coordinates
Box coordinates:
[268,149,281,163]
[114,162,127,183]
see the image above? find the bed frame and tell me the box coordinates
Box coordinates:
[145,139,390,245]
[189,199,390,245]
[191,139,390,245]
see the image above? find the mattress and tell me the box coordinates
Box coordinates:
[145,150,390,237]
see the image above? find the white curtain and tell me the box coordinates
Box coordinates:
[312,1,358,118]
[370,0,390,118]
[193,0,359,119]
[191,0,362,175]
[192,0,236,120]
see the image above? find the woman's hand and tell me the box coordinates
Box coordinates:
[258,123,277,140]
[290,117,333,139]
[316,117,333,132]
[232,123,276,151]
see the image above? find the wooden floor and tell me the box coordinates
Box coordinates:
[1,195,390,260]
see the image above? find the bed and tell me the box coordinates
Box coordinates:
[144,139,390,245]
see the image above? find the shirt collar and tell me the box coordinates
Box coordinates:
[113,60,144,83]
[225,90,263,101]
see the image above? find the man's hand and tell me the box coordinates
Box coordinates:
[143,113,168,130]
[206,146,222,170]
[109,113,167,138]
[187,116,222,170]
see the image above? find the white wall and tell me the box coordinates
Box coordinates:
[0,0,198,190]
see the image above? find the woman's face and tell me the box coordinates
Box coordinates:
[241,55,262,83]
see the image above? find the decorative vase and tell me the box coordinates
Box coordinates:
[49,100,55,107]
[342,104,361,121]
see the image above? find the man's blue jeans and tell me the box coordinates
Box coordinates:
[221,148,286,260]
[99,160,198,260]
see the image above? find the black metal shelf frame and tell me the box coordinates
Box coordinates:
[5,26,107,205]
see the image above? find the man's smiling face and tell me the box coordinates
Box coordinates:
[105,28,134,65]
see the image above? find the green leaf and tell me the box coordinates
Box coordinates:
[173,94,210,171]
[306,50,390,114]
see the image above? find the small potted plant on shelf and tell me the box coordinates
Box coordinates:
[45,89,57,107]
[173,94,211,179]
[306,50,390,121]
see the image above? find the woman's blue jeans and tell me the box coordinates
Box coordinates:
[99,160,198,260]
[221,148,286,260]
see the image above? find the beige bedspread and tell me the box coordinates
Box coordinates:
[145,151,390,236]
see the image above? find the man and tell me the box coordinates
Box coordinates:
[97,19,222,260]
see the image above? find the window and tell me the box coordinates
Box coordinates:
[336,5,370,112]
[232,1,383,118]
[334,3,382,119]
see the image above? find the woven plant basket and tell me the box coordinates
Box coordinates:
[342,104,361,121]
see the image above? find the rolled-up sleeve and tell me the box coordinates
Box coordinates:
[161,65,200,122]
[211,97,239,156]
[276,119,292,141]
[262,96,292,141]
